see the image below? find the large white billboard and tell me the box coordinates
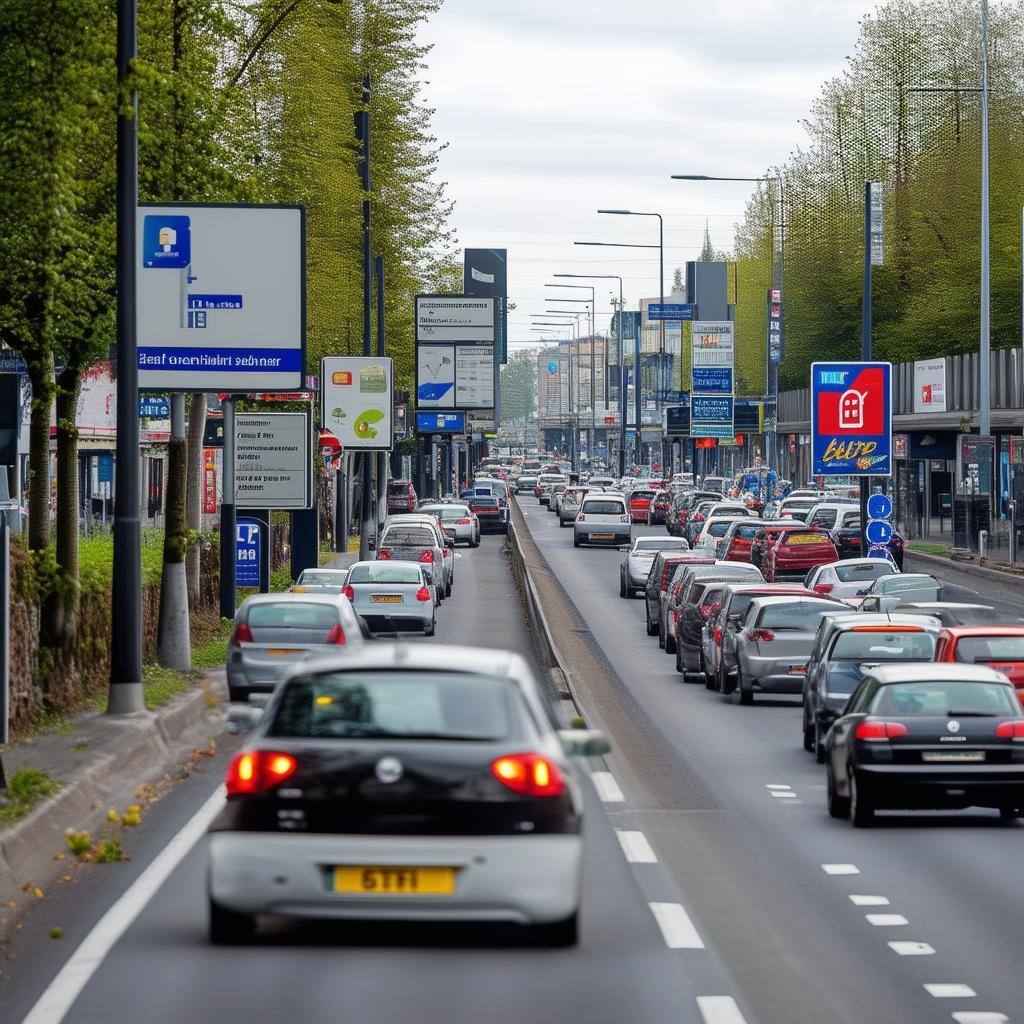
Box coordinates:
[691,321,734,369]
[321,356,393,451]
[415,296,495,342]
[137,204,304,392]
[913,357,946,413]
[234,412,311,509]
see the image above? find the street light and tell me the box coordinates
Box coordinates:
[545,285,599,457]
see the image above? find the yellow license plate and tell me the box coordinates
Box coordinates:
[370,594,403,603]
[333,866,456,895]
[590,533,614,540]
[266,648,301,656]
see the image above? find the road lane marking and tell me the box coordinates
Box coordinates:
[849,895,890,906]
[592,770,625,802]
[22,785,226,1024]
[765,784,790,790]
[697,996,750,1024]
[951,1013,1009,1023]
[889,941,935,955]
[770,790,798,799]
[924,984,977,998]
[866,913,909,926]
[822,863,859,875]
[615,829,657,863]
[649,902,705,949]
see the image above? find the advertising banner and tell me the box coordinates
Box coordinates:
[321,356,393,451]
[137,204,304,392]
[236,519,261,587]
[811,361,892,476]
[690,395,735,439]
[692,367,733,395]
[463,249,507,363]
[416,411,466,434]
[913,357,946,413]
[766,288,783,365]
[234,411,312,509]
[691,321,734,369]
[648,303,696,321]
[415,296,495,342]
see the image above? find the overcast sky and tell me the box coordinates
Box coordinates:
[419,0,871,349]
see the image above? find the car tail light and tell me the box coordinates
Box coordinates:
[325,623,347,645]
[456,518,471,524]
[342,585,355,601]
[230,622,253,646]
[415,586,432,602]
[419,549,434,562]
[226,750,298,795]
[699,602,715,619]
[378,548,392,559]
[995,721,1024,741]
[491,753,566,797]
[714,625,722,644]
[745,628,775,642]
[854,720,909,741]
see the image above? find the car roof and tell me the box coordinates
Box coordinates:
[940,625,1024,638]
[240,592,346,607]
[832,612,942,632]
[868,663,1012,685]
[299,567,348,575]
[349,559,423,571]
[747,594,845,608]
[899,603,993,612]
[725,583,810,594]
[821,558,888,569]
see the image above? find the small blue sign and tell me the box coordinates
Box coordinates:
[867,493,892,520]
[142,215,191,269]
[416,411,465,434]
[692,367,733,395]
[811,361,892,476]
[691,395,734,439]
[547,361,558,374]
[139,395,169,418]
[97,453,113,483]
[865,519,894,546]
[236,519,261,587]
[648,303,696,321]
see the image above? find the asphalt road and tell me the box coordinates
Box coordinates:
[2,535,699,1024]
[517,496,1024,1024]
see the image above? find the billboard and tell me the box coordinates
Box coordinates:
[690,395,735,439]
[464,249,507,363]
[234,411,312,509]
[691,321,734,369]
[692,367,733,395]
[415,296,495,342]
[321,356,393,451]
[416,411,466,434]
[811,361,892,476]
[137,204,305,392]
[766,288,783,365]
[913,357,946,413]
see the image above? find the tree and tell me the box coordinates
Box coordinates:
[500,351,537,423]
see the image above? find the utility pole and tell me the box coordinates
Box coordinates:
[375,255,387,528]
[108,0,144,713]
[356,75,373,560]
[980,0,991,439]
[860,182,873,556]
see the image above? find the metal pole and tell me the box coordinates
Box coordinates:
[219,396,236,619]
[357,75,373,560]
[375,255,387,534]
[860,182,872,556]
[1,516,9,762]
[657,214,666,466]
[980,0,991,438]
[618,280,626,477]
[108,0,143,713]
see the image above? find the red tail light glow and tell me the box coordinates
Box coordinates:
[714,625,722,644]
[745,628,775,643]
[813,583,833,595]
[854,720,910,741]
[230,623,253,646]
[456,518,471,525]
[415,586,432,602]
[491,753,566,797]
[995,721,1024,741]
[325,624,347,645]
[578,514,586,522]
[342,585,355,601]
[419,549,434,563]
[226,750,298,795]
[378,548,392,559]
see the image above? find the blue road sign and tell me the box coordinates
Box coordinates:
[648,303,696,321]
[692,367,733,395]
[97,453,113,484]
[139,395,169,418]
[867,493,892,520]
[416,411,465,434]
[865,519,894,546]
[690,395,734,439]
[142,214,191,269]
[547,361,558,373]
[811,361,892,476]
[236,519,261,587]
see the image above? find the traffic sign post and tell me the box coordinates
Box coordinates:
[865,492,894,560]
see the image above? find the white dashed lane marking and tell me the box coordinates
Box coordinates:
[849,894,890,906]
[770,790,798,799]
[765,784,790,790]
[615,829,657,863]
[822,863,860,875]
[649,902,705,949]
[697,995,750,1024]
[924,984,977,999]
[866,913,909,927]
[591,770,625,802]
[888,941,935,956]
[951,1013,1009,1023]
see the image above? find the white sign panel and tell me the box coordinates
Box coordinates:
[417,345,456,408]
[691,321,735,368]
[137,204,304,392]
[234,412,311,509]
[321,357,393,451]
[869,182,884,266]
[415,296,495,342]
[456,345,495,407]
[913,357,946,413]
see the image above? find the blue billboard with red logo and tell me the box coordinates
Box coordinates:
[811,361,892,476]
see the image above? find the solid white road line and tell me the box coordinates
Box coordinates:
[888,941,935,956]
[697,995,750,1024]
[866,913,909,926]
[822,863,860,875]
[615,829,657,863]
[765,784,791,790]
[951,1013,1009,1023]
[849,894,890,906]
[924,984,978,999]
[22,785,226,1024]
[769,790,798,799]
[592,770,625,802]
[649,902,705,949]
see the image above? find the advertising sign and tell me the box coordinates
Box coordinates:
[415,296,495,342]
[464,249,507,363]
[913,357,946,413]
[137,204,305,392]
[648,303,696,321]
[321,356,393,451]
[691,321,734,369]
[811,362,892,476]
[692,367,733,395]
[235,519,261,587]
[766,288,783,365]
[690,396,735,439]
[234,411,311,509]
[869,182,884,266]
[416,411,466,434]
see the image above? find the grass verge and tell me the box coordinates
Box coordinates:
[907,541,951,556]
[0,768,60,825]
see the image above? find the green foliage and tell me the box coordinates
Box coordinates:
[142,664,191,708]
[0,768,60,826]
[500,351,538,422]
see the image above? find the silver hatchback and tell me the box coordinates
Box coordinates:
[345,560,436,636]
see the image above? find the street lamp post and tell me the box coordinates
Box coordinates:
[546,286,598,458]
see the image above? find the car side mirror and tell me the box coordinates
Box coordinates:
[558,729,611,758]
[226,704,263,734]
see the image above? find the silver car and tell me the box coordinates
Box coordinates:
[291,568,350,595]
[574,493,631,548]
[226,593,364,703]
[619,536,689,598]
[208,644,610,946]
[345,560,436,636]
[418,503,480,547]
[378,519,453,598]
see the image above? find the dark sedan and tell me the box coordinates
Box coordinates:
[831,523,905,569]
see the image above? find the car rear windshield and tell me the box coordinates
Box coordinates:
[835,562,893,582]
[707,521,734,537]
[756,600,840,630]
[296,572,347,587]
[381,527,435,546]
[348,564,422,584]
[954,636,1024,662]
[420,505,469,520]
[248,602,339,628]
[268,672,513,740]
[636,538,686,551]
[631,490,655,500]
[831,631,936,661]
[582,499,625,514]
[387,482,410,495]
[870,681,1018,717]
[734,524,763,541]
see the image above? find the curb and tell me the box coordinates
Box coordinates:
[906,547,1024,583]
[0,674,226,946]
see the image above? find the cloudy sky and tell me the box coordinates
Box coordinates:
[419,0,871,348]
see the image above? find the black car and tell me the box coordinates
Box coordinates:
[825,663,1024,826]
[644,551,711,636]
[830,523,905,569]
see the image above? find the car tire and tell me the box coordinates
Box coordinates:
[849,771,875,827]
[532,912,578,948]
[573,536,580,549]
[646,606,658,637]
[424,621,435,637]
[827,766,850,819]
[470,536,480,548]
[732,668,753,705]
[228,685,249,704]
[208,897,256,945]
[619,575,628,598]
[665,630,676,655]
[674,642,684,675]
[814,720,827,764]
[998,806,1022,823]
[445,578,452,598]
[802,709,814,752]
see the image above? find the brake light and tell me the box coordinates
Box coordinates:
[230,622,253,646]
[491,753,566,797]
[342,585,355,601]
[745,628,775,642]
[419,549,434,563]
[855,720,909,741]
[714,625,722,644]
[325,623,347,645]
[995,721,1024,741]
[851,625,922,633]
[415,585,432,602]
[226,750,298,795]
[813,583,833,595]
[378,548,392,559]
[456,518,471,524]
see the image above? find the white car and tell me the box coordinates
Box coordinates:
[574,493,631,548]
[804,558,899,600]
[694,515,751,555]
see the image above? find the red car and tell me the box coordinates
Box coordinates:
[721,520,770,562]
[386,479,417,514]
[934,627,1024,707]
[628,488,657,524]
[647,491,672,525]
[756,526,838,582]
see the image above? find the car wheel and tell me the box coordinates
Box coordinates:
[665,630,676,655]
[814,720,827,764]
[424,620,435,637]
[228,685,249,704]
[532,912,578,948]
[827,766,850,819]
[732,668,753,705]
[674,641,684,675]
[573,535,580,548]
[701,653,715,689]
[445,578,452,598]
[646,606,658,637]
[802,708,814,752]
[208,897,256,945]
[998,806,1022,823]
[849,771,875,828]
[470,536,480,548]
[619,574,628,598]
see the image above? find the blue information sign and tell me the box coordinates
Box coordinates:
[865,519,894,546]
[690,396,735,439]
[236,519,261,587]
[416,411,466,434]
[139,395,170,418]
[692,367,733,395]
[648,303,696,321]
[866,493,892,520]
[97,453,113,483]
[811,361,892,476]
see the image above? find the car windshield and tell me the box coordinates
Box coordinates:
[268,672,513,740]
[247,602,339,628]
[954,636,1024,662]
[387,482,409,495]
[635,538,686,552]
[881,576,939,594]
[835,562,894,582]
[296,571,347,587]
[756,601,840,629]
[871,681,1019,717]
[348,564,422,584]
[381,527,436,546]
[831,630,936,661]
[735,524,763,540]
[582,499,625,514]
[631,490,655,500]
[707,521,735,537]
[421,505,469,519]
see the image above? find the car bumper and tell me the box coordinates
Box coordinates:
[208,832,582,925]
[358,611,434,634]
[855,763,1024,808]
[740,655,807,693]
[574,525,630,545]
